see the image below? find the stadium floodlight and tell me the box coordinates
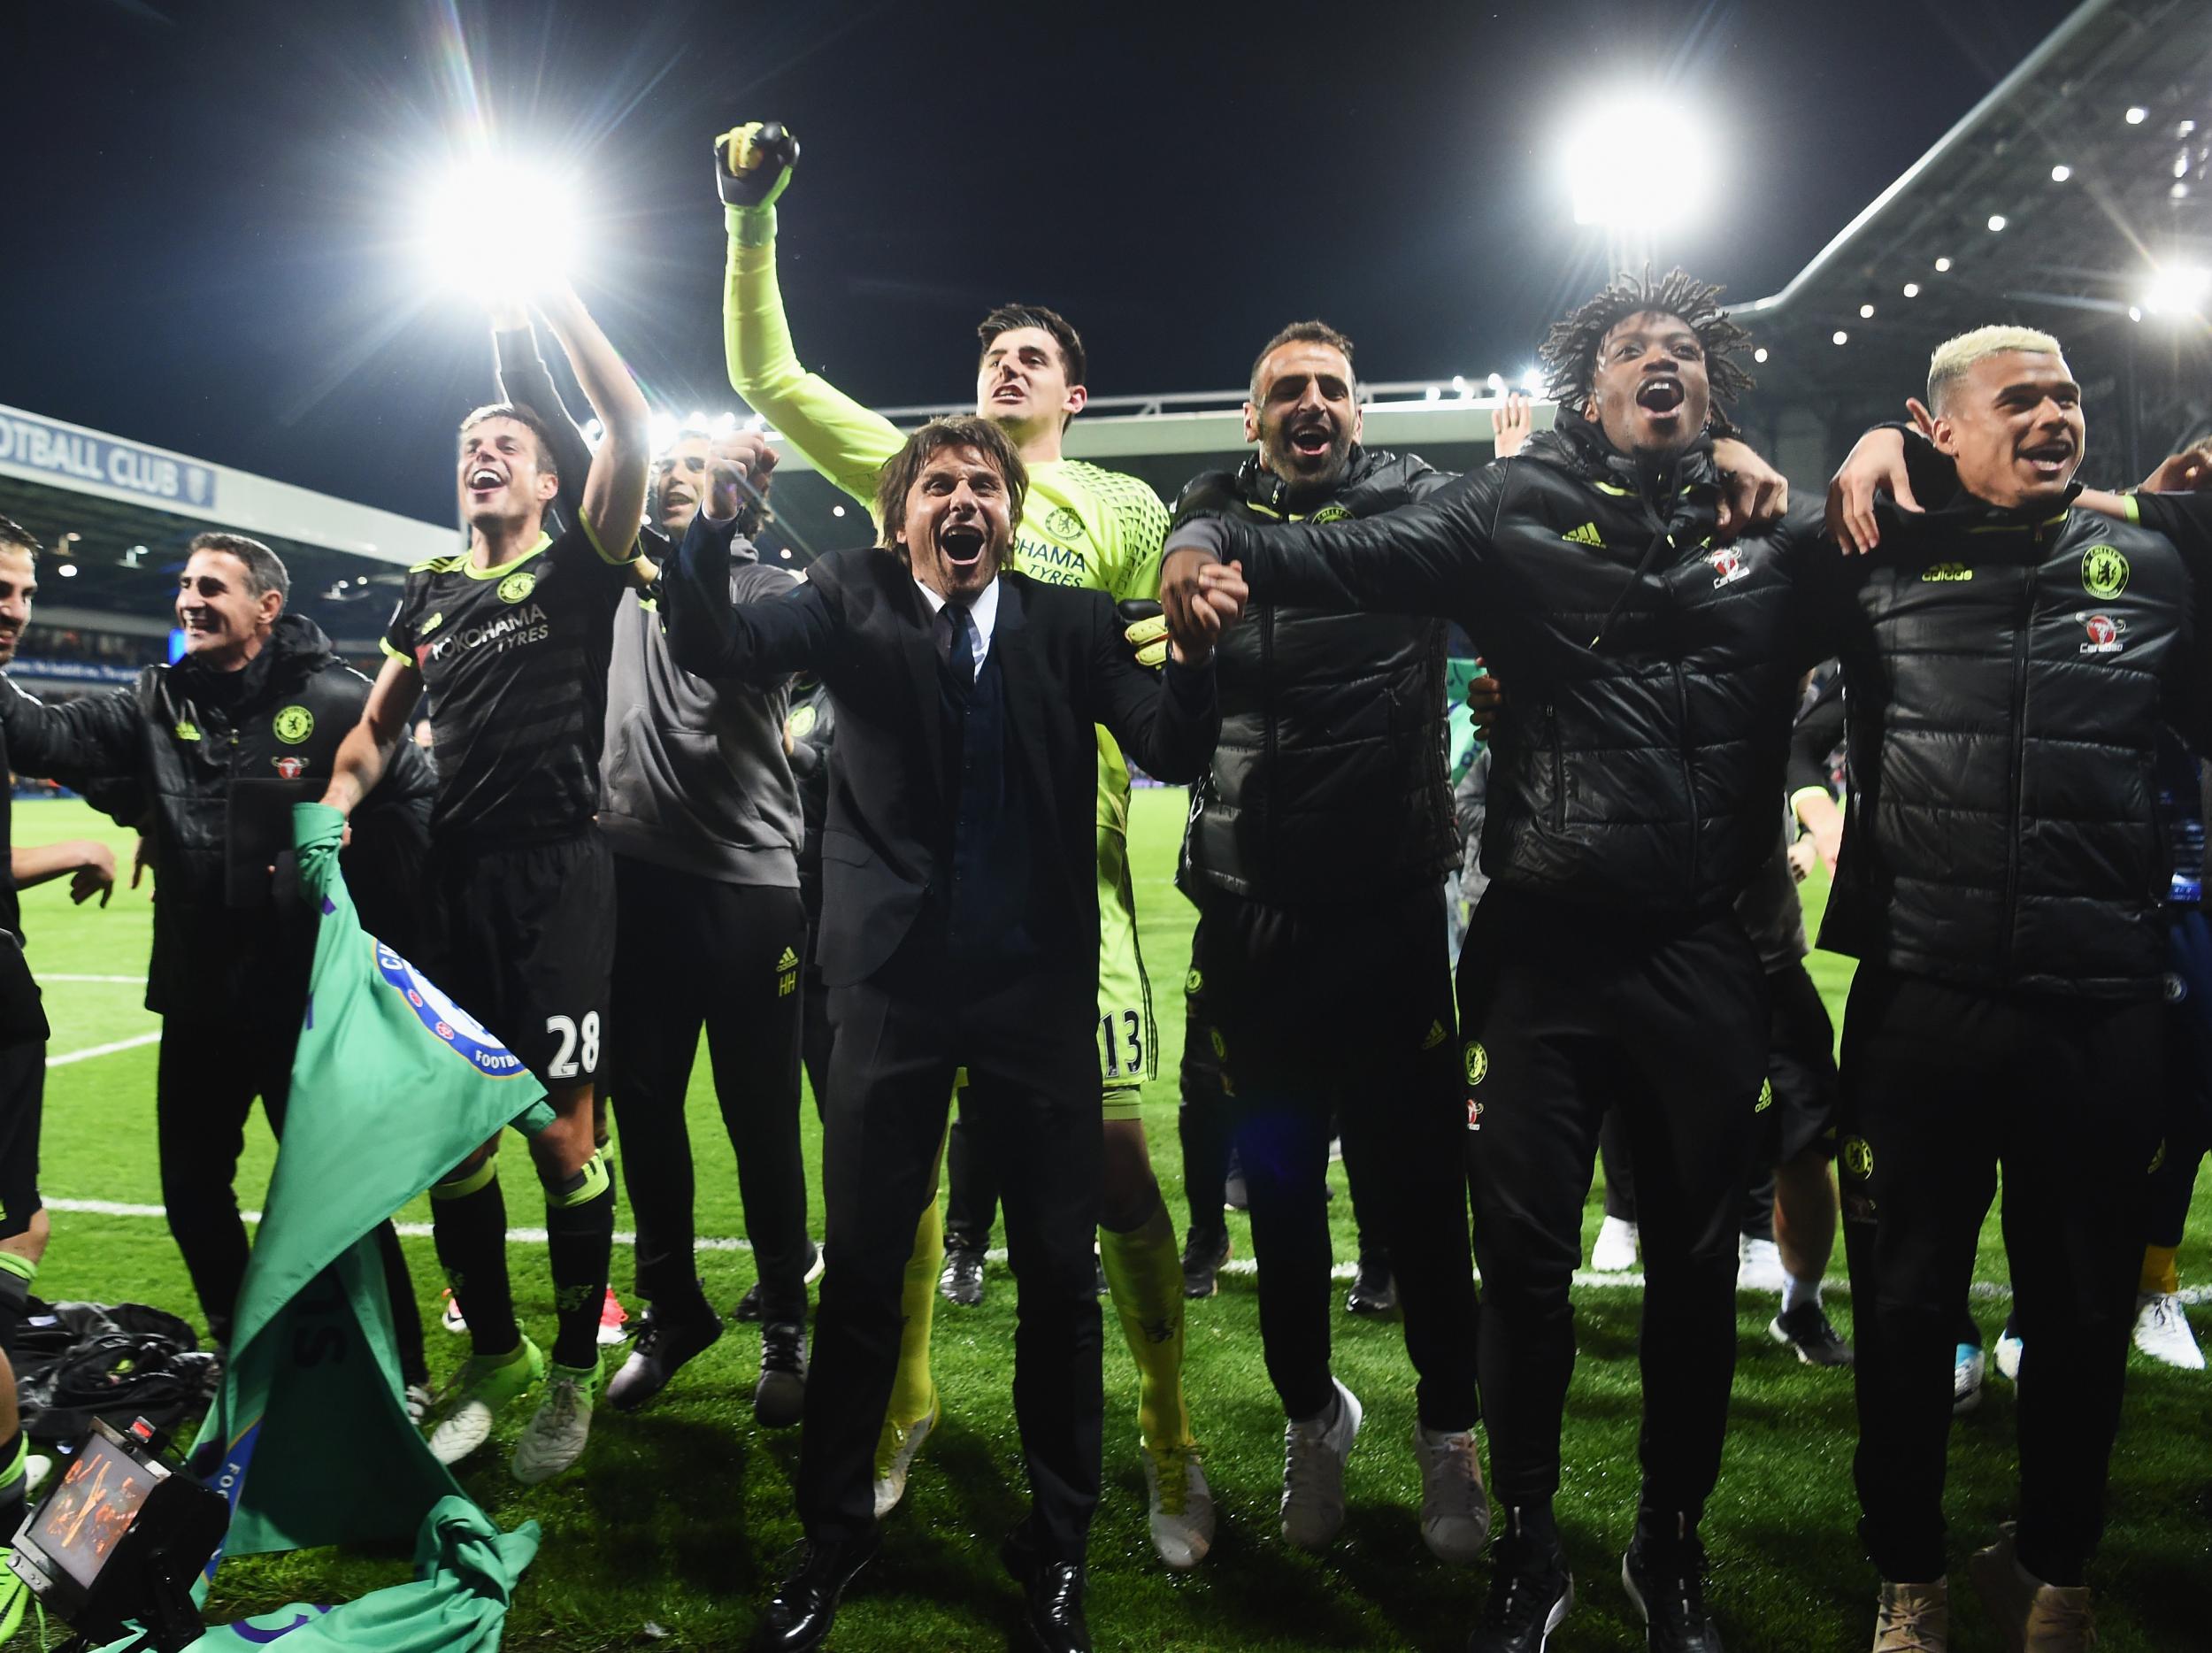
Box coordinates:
[1485,372,1506,392]
[648,412,680,453]
[1832,330,1849,346]
[1986,214,2008,232]
[2125,105,2148,125]
[2130,305,2145,322]
[2140,265,2209,317]
[831,504,847,519]
[2050,164,2072,182]
[1934,257,1953,272]
[1859,304,1876,319]
[1753,347,1769,363]
[1519,367,1546,394]
[414,158,580,292]
[1563,93,1716,229]
[1902,282,1921,297]
[57,564,78,578]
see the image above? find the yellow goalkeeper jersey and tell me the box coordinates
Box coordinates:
[724,219,1170,837]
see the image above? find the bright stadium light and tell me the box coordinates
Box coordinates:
[1832,330,1849,346]
[649,412,680,452]
[1986,214,2008,232]
[1519,366,1545,393]
[2141,265,2209,317]
[1902,281,1921,297]
[1859,304,1876,319]
[1753,347,1769,363]
[1934,257,1953,272]
[832,504,847,518]
[1564,93,1716,229]
[2125,105,2148,125]
[415,158,580,291]
[2050,164,2072,182]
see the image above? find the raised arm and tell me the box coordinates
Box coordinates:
[663,480,838,685]
[321,654,421,819]
[1158,464,1504,639]
[492,304,593,532]
[715,122,903,511]
[534,281,650,563]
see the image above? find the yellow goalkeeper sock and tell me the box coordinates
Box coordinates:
[2143,1243,2180,1297]
[1100,1204,1194,1451]
[887,1196,942,1430]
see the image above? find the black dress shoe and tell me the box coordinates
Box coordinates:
[607,1302,723,1412]
[756,1529,881,1652]
[1001,1526,1092,1653]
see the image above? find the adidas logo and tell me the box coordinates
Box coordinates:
[1563,521,1604,547]
[1420,1019,1448,1050]
[776,947,798,971]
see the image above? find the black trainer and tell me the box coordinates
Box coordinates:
[1468,1509,1573,1652]
[1768,1301,1854,1367]
[940,1242,987,1307]
[1181,1226,1230,1299]
[1347,1254,1399,1318]
[1622,1523,1724,1652]
[756,1320,809,1428]
[733,1240,823,1323]
[606,1301,723,1412]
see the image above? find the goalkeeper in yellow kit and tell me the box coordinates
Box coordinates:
[714,122,1211,1570]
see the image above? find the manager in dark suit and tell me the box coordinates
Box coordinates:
[665,415,1240,1653]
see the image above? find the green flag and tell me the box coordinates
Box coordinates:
[90,1495,538,1653]
[189,803,547,1564]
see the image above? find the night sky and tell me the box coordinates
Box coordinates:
[5,0,2085,527]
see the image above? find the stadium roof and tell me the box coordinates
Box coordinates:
[0,402,452,645]
[1726,0,2212,473]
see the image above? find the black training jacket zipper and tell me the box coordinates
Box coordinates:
[2000,533,2039,981]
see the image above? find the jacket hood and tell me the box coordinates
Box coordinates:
[172,611,339,702]
[1230,444,1416,516]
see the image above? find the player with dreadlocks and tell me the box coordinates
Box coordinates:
[1162,269,1849,1652]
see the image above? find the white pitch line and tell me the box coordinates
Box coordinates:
[44,1197,2212,1307]
[46,1031,162,1067]
[41,974,148,984]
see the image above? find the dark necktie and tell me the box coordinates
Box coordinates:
[941,602,976,695]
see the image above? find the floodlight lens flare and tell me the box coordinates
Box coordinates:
[416,159,579,292]
[2141,265,2209,317]
[1564,93,1714,228]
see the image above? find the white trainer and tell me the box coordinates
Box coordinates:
[1871,1578,1949,1651]
[1141,1441,1215,1569]
[1411,1423,1489,1563]
[511,1359,600,1485]
[1953,1344,1986,1415]
[2131,1290,2206,1370]
[1280,1377,1362,1551]
[872,1395,939,1518]
[1591,1215,1640,1272]
[1993,1331,2024,1383]
[1738,1235,1786,1292]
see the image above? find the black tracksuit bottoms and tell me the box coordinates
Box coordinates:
[1839,963,2161,1587]
[1188,883,1480,1431]
[1457,888,1768,1525]
[609,855,810,1325]
[157,1011,425,1380]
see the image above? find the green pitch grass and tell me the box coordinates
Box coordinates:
[14,792,2211,1651]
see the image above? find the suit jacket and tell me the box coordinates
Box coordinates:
[665,515,1219,988]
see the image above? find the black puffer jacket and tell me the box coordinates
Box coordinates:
[1172,447,1455,903]
[1172,421,1829,916]
[1815,449,2212,999]
[0,614,435,1015]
